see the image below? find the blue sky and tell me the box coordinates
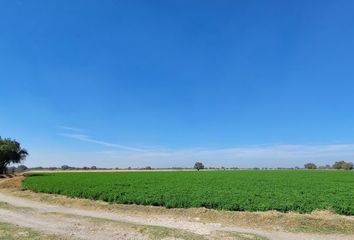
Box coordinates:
[1,0,354,168]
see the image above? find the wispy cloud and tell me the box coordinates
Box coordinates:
[78,143,354,167]
[55,126,354,167]
[56,126,85,133]
[58,133,146,152]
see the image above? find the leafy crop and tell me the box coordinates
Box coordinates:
[22,170,354,215]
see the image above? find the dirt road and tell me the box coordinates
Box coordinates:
[0,190,353,240]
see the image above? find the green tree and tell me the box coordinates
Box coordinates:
[61,165,70,170]
[333,161,345,169]
[16,165,28,172]
[194,162,205,171]
[333,161,353,170]
[0,137,28,175]
[304,163,317,169]
[343,162,353,170]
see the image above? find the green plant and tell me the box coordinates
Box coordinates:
[23,170,354,215]
[0,137,28,174]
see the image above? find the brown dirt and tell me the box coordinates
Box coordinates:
[0,175,23,188]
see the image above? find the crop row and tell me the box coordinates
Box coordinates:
[22,170,354,215]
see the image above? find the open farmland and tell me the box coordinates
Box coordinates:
[22,170,354,215]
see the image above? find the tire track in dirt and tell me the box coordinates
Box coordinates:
[0,192,353,240]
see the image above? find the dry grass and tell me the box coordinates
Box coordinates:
[47,211,267,240]
[0,221,64,240]
[0,175,24,189]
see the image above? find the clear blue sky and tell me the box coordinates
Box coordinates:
[1,0,354,168]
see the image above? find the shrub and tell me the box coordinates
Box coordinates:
[304,163,317,169]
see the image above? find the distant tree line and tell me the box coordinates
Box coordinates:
[304,161,353,170]
[1,136,353,174]
[5,165,28,174]
[27,162,354,172]
[61,165,98,170]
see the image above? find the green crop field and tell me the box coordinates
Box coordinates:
[22,170,354,215]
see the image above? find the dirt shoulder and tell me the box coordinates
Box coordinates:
[0,176,353,240]
[0,174,24,188]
